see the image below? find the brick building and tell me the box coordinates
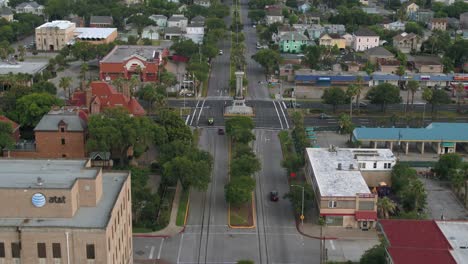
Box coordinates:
[4,108,87,159]
[429,18,448,31]
[0,115,20,142]
[70,81,146,116]
[0,159,133,264]
[99,45,169,82]
[89,16,113,27]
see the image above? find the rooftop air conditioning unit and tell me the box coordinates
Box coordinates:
[337,163,342,170]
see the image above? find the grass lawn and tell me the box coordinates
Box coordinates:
[132,227,153,233]
[229,199,254,227]
[176,190,190,226]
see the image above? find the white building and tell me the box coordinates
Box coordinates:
[15,1,44,15]
[149,14,167,27]
[353,28,380,51]
[141,26,160,40]
[432,0,454,5]
[383,21,406,31]
[167,14,188,31]
[305,147,396,229]
[265,8,284,25]
[194,0,210,7]
[185,22,204,44]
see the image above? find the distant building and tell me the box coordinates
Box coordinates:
[461,12,468,29]
[393,32,422,53]
[70,81,146,116]
[0,6,13,22]
[305,148,396,229]
[4,107,88,159]
[164,27,183,40]
[191,15,205,25]
[364,46,395,64]
[319,33,345,49]
[279,31,310,53]
[411,9,434,23]
[35,21,76,51]
[74,27,118,45]
[297,0,311,13]
[0,115,20,142]
[0,159,132,263]
[141,26,160,40]
[383,20,406,31]
[353,28,380,51]
[265,7,284,25]
[149,14,168,27]
[194,0,210,7]
[432,0,454,5]
[167,14,188,31]
[429,18,448,31]
[377,58,401,73]
[342,33,353,47]
[405,2,419,15]
[15,1,44,15]
[185,22,204,44]
[408,55,444,73]
[99,45,169,82]
[89,16,113,28]
[323,24,346,35]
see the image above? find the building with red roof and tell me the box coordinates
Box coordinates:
[379,219,459,264]
[0,115,20,142]
[70,81,146,116]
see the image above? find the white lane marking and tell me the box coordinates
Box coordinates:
[272,101,284,129]
[278,100,290,129]
[329,240,336,250]
[177,233,184,264]
[196,99,206,126]
[185,115,190,125]
[282,101,287,109]
[157,238,165,259]
[190,101,200,126]
[148,246,155,259]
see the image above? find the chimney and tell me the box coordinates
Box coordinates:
[122,81,130,98]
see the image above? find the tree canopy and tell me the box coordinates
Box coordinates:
[225,116,255,144]
[225,176,256,207]
[13,92,63,127]
[322,87,348,113]
[0,121,14,150]
[367,83,401,112]
[251,49,282,80]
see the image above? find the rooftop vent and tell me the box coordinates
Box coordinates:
[36,177,44,186]
[337,163,342,170]
[349,164,355,170]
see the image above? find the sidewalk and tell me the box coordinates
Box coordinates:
[297,221,379,240]
[134,182,185,238]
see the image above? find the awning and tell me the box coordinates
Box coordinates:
[442,142,455,147]
[355,211,377,221]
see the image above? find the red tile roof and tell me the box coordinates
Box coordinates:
[0,115,19,131]
[355,211,377,221]
[380,220,456,264]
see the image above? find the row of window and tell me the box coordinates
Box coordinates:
[0,242,94,259]
[358,162,392,169]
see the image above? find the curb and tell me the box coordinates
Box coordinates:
[183,190,191,226]
[228,192,256,229]
[295,219,338,240]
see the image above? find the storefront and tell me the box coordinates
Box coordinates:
[355,211,377,230]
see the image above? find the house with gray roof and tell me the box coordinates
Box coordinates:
[90,16,113,27]
[15,1,44,15]
[0,6,13,21]
[149,14,168,27]
[164,27,183,39]
[194,0,210,7]
[364,46,395,64]
[191,15,205,25]
[167,14,188,31]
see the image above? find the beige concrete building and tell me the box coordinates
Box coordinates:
[35,21,76,51]
[0,159,133,264]
[305,147,396,229]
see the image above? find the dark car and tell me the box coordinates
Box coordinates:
[318,113,331,119]
[218,128,225,135]
[270,191,279,202]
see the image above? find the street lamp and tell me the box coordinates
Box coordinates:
[290,184,305,226]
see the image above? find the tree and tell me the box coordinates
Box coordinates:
[355,75,364,114]
[283,184,314,215]
[225,176,256,207]
[80,63,89,81]
[17,45,26,61]
[406,80,419,110]
[377,197,396,219]
[59,76,72,99]
[322,87,347,113]
[455,83,465,113]
[434,153,463,180]
[359,243,386,264]
[346,84,358,117]
[226,116,255,144]
[247,9,266,23]
[391,163,417,194]
[339,114,354,135]
[400,179,426,212]
[170,39,198,57]
[0,121,14,150]
[154,109,192,143]
[405,22,424,36]
[71,42,96,61]
[367,83,402,112]
[251,49,282,80]
[159,71,177,86]
[163,153,212,190]
[31,81,57,95]
[14,93,63,127]
[206,17,226,30]
[0,40,14,60]
[230,154,261,178]
[237,261,254,264]
[422,88,451,113]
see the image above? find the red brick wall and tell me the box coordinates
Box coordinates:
[35,131,86,158]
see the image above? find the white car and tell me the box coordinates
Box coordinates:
[219,50,223,55]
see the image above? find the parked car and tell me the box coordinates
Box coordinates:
[270,191,279,202]
[218,49,223,55]
[318,113,331,119]
[218,128,225,135]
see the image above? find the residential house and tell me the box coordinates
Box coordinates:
[340,52,367,72]
[0,0,8,7]
[185,22,204,44]
[3,107,88,159]
[412,9,434,23]
[319,33,346,49]
[299,12,320,24]
[461,12,468,29]
[70,81,146,116]
[393,32,422,53]
[194,0,210,7]
[429,18,448,31]
[279,31,310,53]
[164,27,183,40]
[405,2,419,15]
[377,59,401,73]
[353,28,380,51]
[89,16,113,28]
[408,55,444,73]
[323,24,346,35]
[279,64,295,81]
[69,14,85,27]
[15,1,44,15]
[447,17,459,29]
[0,115,20,142]
[191,15,206,25]
[293,24,324,39]
[35,20,76,51]
[342,33,354,47]
[297,0,311,13]
[167,14,188,31]
[359,0,369,5]
[265,7,284,25]
[149,15,168,27]
[432,0,455,5]
[364,46,394,64]
[272,25,294,42]
[99,45,169,82]
[142,26,160,40]
[0,6,13,22]
[383,21,406,31]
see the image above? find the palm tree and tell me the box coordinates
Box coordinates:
[346,84,358,118]
[377,197,396,219]
[59,76,72,99]
[17,45,26,61]
[112,77,125,93]
[80,63,89,81]
[396,65,405,90]
[355,75,363,114]
[455,83,465,113]
[407,80,419,111]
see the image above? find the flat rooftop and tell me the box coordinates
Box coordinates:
[0,159,96,189]
[306,148,386,197]
[75,27,117,39]
[0,61,47,75]
[0,171,128,229]
[436,221,468,264]
[37,20,74,30]
[100,44,170,63]
[353,123,468,142]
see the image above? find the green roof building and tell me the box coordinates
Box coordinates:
[279,32,311,53]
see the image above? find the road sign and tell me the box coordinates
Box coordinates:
[300,214,304,220]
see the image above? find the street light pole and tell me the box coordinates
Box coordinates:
[291,185,305,226]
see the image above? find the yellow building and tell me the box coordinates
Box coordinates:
[35,21,76,51]
[0,159,133,263]
[319,33,346,49]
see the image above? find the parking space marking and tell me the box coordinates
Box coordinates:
[329,240,336,250]
[157,238,165,259]
[148,246,155,259]
[177,233,184,264]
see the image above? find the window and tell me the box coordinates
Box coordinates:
[0,242,4,258]
[11,243,20,258]
[61,138,66,145]
[359,163,366,169]
[387,163,392,169]
[373,162,377,168]
[37,243,46,258]
[52,243,61,258]
[384,163,388,169]
[86,244,95,259]
[328,200,337,208]
[60,127,65,132]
